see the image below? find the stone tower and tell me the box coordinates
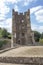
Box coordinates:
[12,9,34,46]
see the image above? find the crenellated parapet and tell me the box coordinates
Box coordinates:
[12,9,30,16]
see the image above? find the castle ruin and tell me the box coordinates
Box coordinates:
[12,9,34,47]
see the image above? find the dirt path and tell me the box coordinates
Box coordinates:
[0,46,43,57]
[0,63,25,65]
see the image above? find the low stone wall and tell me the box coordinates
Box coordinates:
[0,39,11,50]
[0,57,43,64]
[2,42,11,49]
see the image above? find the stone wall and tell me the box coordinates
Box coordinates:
[0,39,11,50]
[2,42,11,49]
[0,57,43,64]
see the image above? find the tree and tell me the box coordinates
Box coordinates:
[34,31,41,42]
[7,32,11,39]
[40,32,43,39]
[1,29,8,38]
[0,28,3,38]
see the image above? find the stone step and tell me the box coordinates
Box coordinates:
[0,57,43,64]
[0,46,43,64]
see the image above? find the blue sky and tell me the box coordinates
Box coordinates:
[0,0,43,33]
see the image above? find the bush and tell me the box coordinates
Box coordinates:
[3,40,8,45]
[34,31,41,42]
[8,35,11,39]
[39,39,43,43]
[0,41,3,48]
[0,40,8,49]
[1,29,8,38]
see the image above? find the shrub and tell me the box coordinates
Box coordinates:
[0,40,8,49]
[3,40,8,45]
[0,41,3,48]
[39,39,43,43]
[1,29,8,38]
[34,31,41,42]
[8,35,11,39]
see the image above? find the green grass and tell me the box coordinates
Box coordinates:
[39,39,43,44]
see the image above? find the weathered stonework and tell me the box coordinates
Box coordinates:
[0,57,43,64]
[12,9,34,46]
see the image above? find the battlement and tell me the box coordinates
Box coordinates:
[12,9,30,16]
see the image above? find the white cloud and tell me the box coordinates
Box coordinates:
[35,9,43,22]
[6,0,37,6]
[0,0,10,21]
[30,6,43,23]
[0,5,10,15]
[35,9,43,15]
[31,24,43,33]
[14,5,19,11]
[4,18,12,33]
[39,26,43,30]
[35,9,43,23]
[31,6,43,32]
[6,0,21,4]
[38,26,43,33]
[23,0,37,6]
[36,16,43,22]
[0,14,5,20]
[0,18,12,33]
[31,24,38,30]
[30,6,42,14]
[0,0,5,3]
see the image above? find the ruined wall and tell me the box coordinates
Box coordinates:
[12,9,34,45]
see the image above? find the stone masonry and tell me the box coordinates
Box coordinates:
[12,9,34,46]
[0,57,43,64]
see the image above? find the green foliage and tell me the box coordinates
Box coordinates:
[0,28,11,39]
[34,31,41,42]
[0,28,2,38]
[39,39,43,43]
[40,32,43,39]
[0,41,3,48]
[8,35,11,39]
[0,28,11,49]
[1,29,8,38]
[3,40,8,45]
[7,32,11,39]
[0,40,8,49]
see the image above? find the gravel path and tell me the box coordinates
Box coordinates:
[0,46,43,57]
[0,63,25,65]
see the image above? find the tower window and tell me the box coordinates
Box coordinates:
[18,40,20,44]
[22,33,24,36]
